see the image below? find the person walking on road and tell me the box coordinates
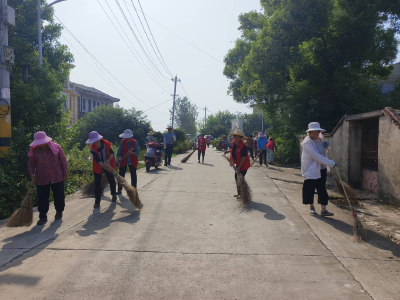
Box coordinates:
[257,132,268,166]
[163,126,176,166]
[225,129,251,198]
[198,133,207,163]
[87,131,117,208]
[116,129,139,192]
[206,135,211,148]
[246,134,254,160]
[28,131,68,225]
[301,122,336,217]
[267,137,277,164]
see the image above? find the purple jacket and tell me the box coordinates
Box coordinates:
[28,144,68,185]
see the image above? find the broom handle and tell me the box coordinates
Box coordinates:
[250,151,261,167]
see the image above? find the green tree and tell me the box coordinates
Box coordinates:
[174,96,198,137]
[199,110,236,134]
[73,105,152,148]
[242,112,268,135]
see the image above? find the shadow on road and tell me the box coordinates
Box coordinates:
[0,273,42,286]
[242,201,286,221]
[266,167,284,172]
[317,215,400,259]
[165,165,183,171]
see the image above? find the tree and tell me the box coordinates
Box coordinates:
[174,96,198,137]
[74,105,152,148]
[224,0,400,162]
[199,110,236,134]
[242,112,268,135]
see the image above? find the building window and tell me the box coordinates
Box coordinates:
[82,98,86,111]
[97,102,100,107]
[93,101,96,109]
[89,100,92,112]
[69,97,72,109]
[64,99,67,107]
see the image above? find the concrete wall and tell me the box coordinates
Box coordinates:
[377,115,400,204]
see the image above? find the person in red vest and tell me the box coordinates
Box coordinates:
[198,133,207,163]
[87,131,117,208]
[225,129,251,198]
[116,129,139,192]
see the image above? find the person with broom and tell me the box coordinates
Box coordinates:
[267,136,277,164]
[225,129,251,198]
[198,133,207,163]
[116,129,139,192]
[87,131,117,208]
[163,125,176,166]
[28,131,68,225]
[301,122,336,217]
[257,132,268,166]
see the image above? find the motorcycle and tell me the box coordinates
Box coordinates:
[145,142,164,172]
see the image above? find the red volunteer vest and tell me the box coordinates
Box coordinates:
[120,138,138,168]
[230,140,251,171]
[91,139,116,174]
[198,138,207,151]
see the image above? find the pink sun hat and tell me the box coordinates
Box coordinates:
[29,131,52,146]
[86,131,103,144]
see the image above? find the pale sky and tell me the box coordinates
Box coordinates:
[54,0,262,131]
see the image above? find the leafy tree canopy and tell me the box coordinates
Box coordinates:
[174,96,198,137]
[199,110,236,135]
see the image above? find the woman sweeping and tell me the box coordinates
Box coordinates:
[225,129,250,198]
[198,133,207,163]
[257,132,268,166]
[301,122,336,216]
[116,129,139,191]
[28,131,68,225]
[87,131,117,207]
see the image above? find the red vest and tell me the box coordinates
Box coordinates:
[120,138,138,168]
[91,139,116,174]
[230,140,251,171]
[198,138,207,151]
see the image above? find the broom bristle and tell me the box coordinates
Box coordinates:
[236,172,252,207]
[6,181,35,227]
[353,217,366,242]
[82,174,109,197]
[330,171,357,199]
[181,149,197,163]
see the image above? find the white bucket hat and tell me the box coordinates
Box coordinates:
[306,122,325,132]
[119,129,133,138]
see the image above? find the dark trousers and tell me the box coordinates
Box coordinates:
[259,150,267,165]
[207,143,210,148]
[37,181,65,219]
[302,169,329,206]
[248,148,254,160]
[94,170,116,203]
[118,164,137,189]
[198,151,205,161]
[234,170,248,195]
[165,144,173,165]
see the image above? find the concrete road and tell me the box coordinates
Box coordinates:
[0,149,398,299]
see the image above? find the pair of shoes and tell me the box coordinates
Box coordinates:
[309,208,316,215]
[198,160,200,163]
[93,202,100,208]
[321,210,334,217]
[202,160,204,164]
[37,218,48,226]
[233,194,239,198]
[116,190,122,195]
[112,195,117,202]
[164,164,167,166]
[55,211,63,220]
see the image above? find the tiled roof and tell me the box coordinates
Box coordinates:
[382,107,400,129]
[72,82,120,102]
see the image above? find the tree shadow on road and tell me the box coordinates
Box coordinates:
[317,216,400,259]
[242,201,286,221]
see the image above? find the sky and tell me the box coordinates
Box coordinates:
[54,0,262,131]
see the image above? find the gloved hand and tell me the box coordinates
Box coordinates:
[333,163,337,168]
[323,141,330,148]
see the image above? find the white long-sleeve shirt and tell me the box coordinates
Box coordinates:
[301,137,335,180]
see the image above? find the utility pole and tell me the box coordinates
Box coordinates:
[203,106,208,127]
[0,0,15,157]
[170,75,180,128]
[261,112,264,132]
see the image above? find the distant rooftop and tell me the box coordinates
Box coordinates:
[72,82,120,102]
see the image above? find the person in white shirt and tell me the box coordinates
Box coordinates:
[301,122,336,217]
[145,131,155,148]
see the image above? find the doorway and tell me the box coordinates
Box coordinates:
[360,118,379,192]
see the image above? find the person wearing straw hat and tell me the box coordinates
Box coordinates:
[225,129,251,198]
[301,122,336,217]
[28,131,68,225]
[257,132,268,166]
[87,131,117,208]
[146,131,155,147]
[116,129,139,192]
[163,125,176,166]
[198,133,207,163]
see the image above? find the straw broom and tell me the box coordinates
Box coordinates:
[82,174,109,197]
[6,177,36,227]
[221,154,252,207]
[103,163,142,210]
[181,148,197,163]
[250,151,267,167]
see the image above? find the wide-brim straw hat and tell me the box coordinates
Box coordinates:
[306,122,325,132]
[166,125,173,130]
[86,131,103,144]
[119,129,133,138]
[30,131,52,146]
[147,131,154,135]
[230,129,247,140]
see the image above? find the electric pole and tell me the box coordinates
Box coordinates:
[170,75,180,128]
[0,0,15,157]
[203,106,208,127]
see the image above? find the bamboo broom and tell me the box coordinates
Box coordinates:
[6,177,36,227]
[82,174,109,198]
[250,151,267,167]
[221,154,252,207]
[103,163,142,210]
[181,148,197,163]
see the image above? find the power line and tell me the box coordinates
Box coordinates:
[142,98,173,112]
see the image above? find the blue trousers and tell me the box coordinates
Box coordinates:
[164,144,173,165]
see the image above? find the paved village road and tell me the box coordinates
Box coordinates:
[0,148,395,299]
